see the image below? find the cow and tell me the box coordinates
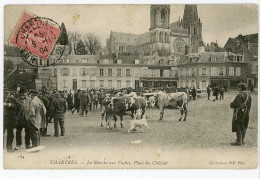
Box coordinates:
[148,96,156,108]
[125,96,147,119]
[100,97,116,129]
[156,92,188,121]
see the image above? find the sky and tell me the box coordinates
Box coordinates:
[4,4,258,47]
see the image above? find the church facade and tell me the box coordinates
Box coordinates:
[106,4,203,56]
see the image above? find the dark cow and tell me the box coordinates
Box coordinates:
[157,92,188,121]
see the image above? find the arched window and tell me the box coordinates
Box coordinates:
[164,32,167,42]
[161,9,166,20]
[159,32,163,42]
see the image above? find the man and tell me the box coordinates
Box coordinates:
[230,83,252,146]
[192,86,197,100]
[4,91,18,152]
[72,89,81,114]
[213,86,219,101]
[28,90,46,149]
[219,87,225,100]
[38,91,50,136]
[15,89,31,149]
[80,90,90,117]
[206,85,211,100]
[52,92,67,137]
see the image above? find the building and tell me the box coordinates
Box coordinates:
[36,54,181,91]
[224,33,258,88]
[178,48,248,89]
[106,4,203,56]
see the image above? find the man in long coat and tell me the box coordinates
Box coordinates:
[15,89,31,149]
[230,83,252,146]
[28,90,46,148]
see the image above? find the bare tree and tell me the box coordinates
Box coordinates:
[68,32,81,55]
[83,33,102,55]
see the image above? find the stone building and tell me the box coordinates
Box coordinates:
[106,4,203,56]
[178,48,248,89]
[35,54,181,91]
[224,33,258,89]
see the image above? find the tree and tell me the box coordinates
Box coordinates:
[4,59,15,76]
[83,33,102,55]
[56,22,69,45]
[76,40,87,55]
[68,32,81,55]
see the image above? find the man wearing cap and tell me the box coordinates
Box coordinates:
[52,92,67,137]
[15,89,31,149]
[230,83,252,146]
[28,90,46,148]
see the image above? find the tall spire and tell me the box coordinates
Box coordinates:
[183,4,199,28]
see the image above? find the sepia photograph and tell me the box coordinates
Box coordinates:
[2,2,258,170]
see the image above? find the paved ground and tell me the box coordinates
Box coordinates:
[3,90,258,169]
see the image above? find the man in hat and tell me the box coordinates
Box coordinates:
[28,90,46,148]
[80,90,90,117]
[230,83,252,146]
[38,91,50,136]
[15,89,31,149]
[52,92,67,137]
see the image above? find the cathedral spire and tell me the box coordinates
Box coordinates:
[183,4,198,28]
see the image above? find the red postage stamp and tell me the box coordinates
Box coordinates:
[9,11,61,60]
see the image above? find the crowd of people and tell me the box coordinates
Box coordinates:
[3,82,253,152]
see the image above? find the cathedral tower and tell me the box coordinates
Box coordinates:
[149,5,171,54]
[183,5,203,52]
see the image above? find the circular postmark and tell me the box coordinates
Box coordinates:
[14,14,67,67]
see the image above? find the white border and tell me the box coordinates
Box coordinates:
[0,0,259,179]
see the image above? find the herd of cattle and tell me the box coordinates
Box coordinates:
[100,91,188,130]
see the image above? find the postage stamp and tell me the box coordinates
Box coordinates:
[9,11,62,64]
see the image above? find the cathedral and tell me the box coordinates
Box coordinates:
[106,4,203,56]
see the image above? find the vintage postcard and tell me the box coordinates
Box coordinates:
[3,4,258,169]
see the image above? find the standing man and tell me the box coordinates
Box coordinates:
[230,83,252,146]
[15,89,31,149]
[52,92,67,137]
[206,85,211,100]
[38,91,50,136]
[80,90,90,117]
[192,86,197,100]
[4,91,18,152]
[28,90,46,149]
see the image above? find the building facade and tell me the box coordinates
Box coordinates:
[178,50,248,89]
[36,54,180,91]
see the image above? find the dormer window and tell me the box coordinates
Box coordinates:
[210,56,217,62]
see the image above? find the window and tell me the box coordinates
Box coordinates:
[236,67,241,76]
[117,59,122,64]
[108,80,112,88]
[180,69,184,76]
[143,69,148,76]
[108,69,112,76]
[82,80,86,88]
[73,68,77,76]
[191,68,196,76]
[219,67,224,76]
[186,69,189,76]
[54,68,57,76]
[82,68,86,76]
[202,80,207,89]
[191,80,196,88]
[100,69,104,76]
[160,70,163,77]
[152,70,155,76]
[62,68,69,76]
[202,68,207,76]
[229,67,234,76]
[99,80,104,87]
[90,68,96,76]
[169,70,173,77]
[126,81,130,88]
[90,80,95,88]
[211,67,216,76]
[126,69,131,76]
[117,80,121,88]
[210,56,217,62]
[117,69,121,76]
[63,80,67,88]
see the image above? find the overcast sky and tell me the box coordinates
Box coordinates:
[4,4,258,47]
